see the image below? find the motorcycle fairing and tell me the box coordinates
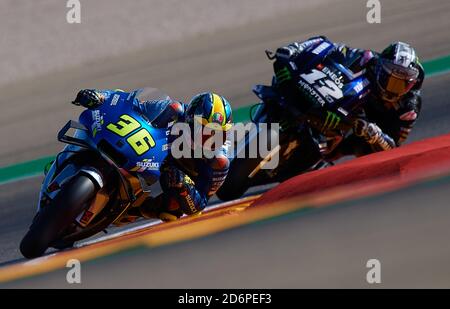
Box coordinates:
[78,89,170,179]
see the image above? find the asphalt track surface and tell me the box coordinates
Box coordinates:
[1,0,450,287]
[4,172,450,288]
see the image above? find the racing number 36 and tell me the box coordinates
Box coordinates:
[106,114,155,155]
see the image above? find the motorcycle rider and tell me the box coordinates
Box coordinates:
[72,89,233,221]
[273,36,424,159]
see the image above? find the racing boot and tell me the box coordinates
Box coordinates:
[128,194,183,222]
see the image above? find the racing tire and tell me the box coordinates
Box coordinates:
[20,174,97,259]
[215,157,261,201]
[216,125,279,201]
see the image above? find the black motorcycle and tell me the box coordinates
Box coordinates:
[217,40,371,201]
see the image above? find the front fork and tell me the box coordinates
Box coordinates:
[38,144,109,225]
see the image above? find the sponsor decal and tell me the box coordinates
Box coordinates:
[354,81,364,93]
[212,112,224,124]
[289,61,298,71]
[311,42,331,55]
[133,158,160,172]
[298,79,326,106]
[300,68,344,104]
[356,78,371,98]
[110,94,120,106]
[322,111,341,131]
[91,110,104,137]
[80,210,94,224]
[276,67,292,84]
[183,175,195,186]
[185,194,197,213]
[320,66,344,89]
[337,107,349,116]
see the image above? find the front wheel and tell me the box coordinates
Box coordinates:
[20,174,97,259]
[216,124,281,201]
[216,157,262,201]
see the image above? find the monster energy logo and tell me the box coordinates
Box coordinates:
[276,67,292,84]
[322,111,341,131]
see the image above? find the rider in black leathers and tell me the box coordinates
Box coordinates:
[273,36,424,160]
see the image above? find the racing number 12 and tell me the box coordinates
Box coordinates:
[106,114,155,155]
[300,69,343,101]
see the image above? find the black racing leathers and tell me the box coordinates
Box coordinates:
[272,36,424,159]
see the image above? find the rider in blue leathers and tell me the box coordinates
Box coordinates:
[72,89,233,221]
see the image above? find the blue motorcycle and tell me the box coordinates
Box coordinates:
[20,88,171,258]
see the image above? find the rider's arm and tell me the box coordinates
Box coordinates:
[354,119,396,151]
[137,100,185,128]
[206,153,230,198]
[333,42,376,72]
[275,36,327,60]
[196,149,230,199]
[393,90,422,145]
[358,85,422,149]
[72,89,116,109]
[391,62,424,145]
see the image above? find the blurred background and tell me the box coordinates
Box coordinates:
[1,0,449,166]
[1,0,450,288]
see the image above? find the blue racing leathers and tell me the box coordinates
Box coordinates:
[72,89,229,219]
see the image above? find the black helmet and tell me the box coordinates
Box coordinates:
[375,42,420,102]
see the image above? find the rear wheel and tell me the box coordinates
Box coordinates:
[20,174,97,259]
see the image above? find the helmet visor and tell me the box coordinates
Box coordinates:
[191,118,228,151]
[377,60,419,99]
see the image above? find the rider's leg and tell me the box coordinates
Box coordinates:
[324,134,373,161]
[136,165,206,221]
[159,164,207,216]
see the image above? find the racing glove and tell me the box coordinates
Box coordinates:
[354,119,395,151]
[275,36,327,60]
[72,89,105,109]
